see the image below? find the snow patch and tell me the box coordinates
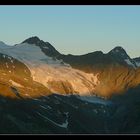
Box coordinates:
[25,93,30,97]
[114,49,119,53]
[9,80,24,88]
[42,46,48,49]
[40,105,52,110]
[8,56,11,60]
[12,65,15,68]
[3,55,5,58]
[40,105,48,110]
[124,59,136,68]
[36,111,68,129]
[135,62,140,67]
[93,109,98,114]
[11,59,14,63]
[33,98,40,101]
[24,78,28,81]
[77,95,111,105]
[6,62,9,68]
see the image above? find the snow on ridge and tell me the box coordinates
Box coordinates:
[0,41,11,47]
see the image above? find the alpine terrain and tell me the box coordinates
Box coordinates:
[0,36,140,134]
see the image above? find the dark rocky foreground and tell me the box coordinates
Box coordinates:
[0,86,140,134]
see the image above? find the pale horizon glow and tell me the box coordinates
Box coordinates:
[0,6,140,58]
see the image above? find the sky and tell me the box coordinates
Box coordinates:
[0,5,140,58]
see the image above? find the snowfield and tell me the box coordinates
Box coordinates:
[0,43,100,96]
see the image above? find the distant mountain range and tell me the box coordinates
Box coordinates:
[0,36,140,134]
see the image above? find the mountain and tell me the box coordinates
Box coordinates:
[108,46,137,68]
[57,46,137,73]
[109,46,130,59]
[0,36,140,134]
[56,45,139,97]
[0,36,139,98]
[0,38,100,97]
[22,36,61,57]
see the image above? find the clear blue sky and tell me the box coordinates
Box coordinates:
[0,5,140,58]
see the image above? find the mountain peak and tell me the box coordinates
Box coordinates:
[22,36,41,45]
[22,36,49,48]
[108,46,128,58]
[107,46,137,68]
[110,46,126,53]
[22,36,61,57]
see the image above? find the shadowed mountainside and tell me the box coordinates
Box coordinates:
[0,85,140,134]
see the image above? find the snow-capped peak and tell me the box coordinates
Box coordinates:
[22,36,48,48]
[22,36,41,44]
[21,36,61,57]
